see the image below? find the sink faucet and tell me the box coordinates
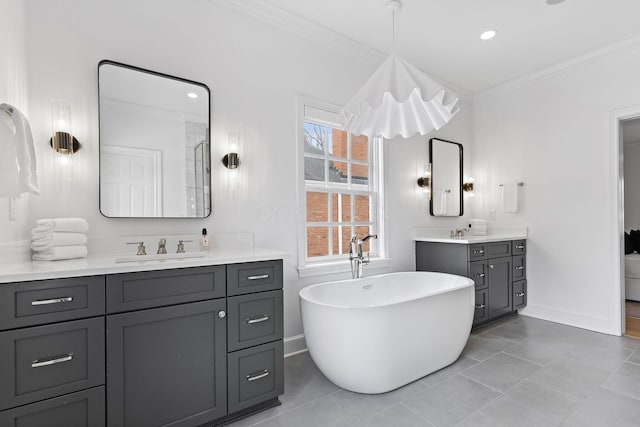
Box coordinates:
[450,228,468,238]
[349,233,378,279]
[157,238,167,254]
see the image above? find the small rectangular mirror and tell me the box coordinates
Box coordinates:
[99,60,211,218]
[429,138,463,216]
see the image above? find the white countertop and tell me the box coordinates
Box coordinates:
[0,247,287,284]
[413,226,527,244]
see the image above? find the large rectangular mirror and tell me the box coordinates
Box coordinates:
[99,60,211,218]
[429,138,463,216]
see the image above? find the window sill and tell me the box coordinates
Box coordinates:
[297,257,392,278]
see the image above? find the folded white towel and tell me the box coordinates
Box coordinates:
[32,218,89,234]
[31,232,87,250]
[32,245,87,261]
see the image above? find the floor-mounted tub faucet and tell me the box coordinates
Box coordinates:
[349,233,378,279]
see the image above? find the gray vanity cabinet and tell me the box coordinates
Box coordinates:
[416,239,527,327]
[106,299,227,427]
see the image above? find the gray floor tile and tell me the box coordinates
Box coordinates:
[564,341,632,372]
[602,361,640,399]
[327,379,430,424]
[471,315,519,336]
[419,356,479,388]
[628,347,640,364]
[462,352,541,392]
[455,411,508,427]
[254,395,358,427]
[562,387,640,427]
[503,335,574,366]
[353,403,434,427]
[526,357,609,400]
[403,375,501,427]
[482,380,581,427]
[462,334,516,361]
[279,352,339,410]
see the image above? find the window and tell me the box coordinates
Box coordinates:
[297,97,386,275]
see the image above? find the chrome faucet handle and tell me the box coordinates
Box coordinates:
[127,241,146,256]
[157,238,167,254]
[176,240,193,253]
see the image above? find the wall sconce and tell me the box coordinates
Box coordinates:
[463,177,475,194]
[417,163,431,192]
[222,131,240,169]
[50,100,80,155]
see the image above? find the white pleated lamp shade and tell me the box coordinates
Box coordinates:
[339,55,460,139]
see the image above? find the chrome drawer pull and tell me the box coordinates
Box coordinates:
[516,292,525,297]
[246,369,270,382]
[247,274,269,281]
[473,250,484,255]
[246,315,270,324]
[475,304,486,309]
[475,273,485,278]
[515,266,524,270]
[31,296,73,306]
[515,245,525,249]
[31,353,73,368]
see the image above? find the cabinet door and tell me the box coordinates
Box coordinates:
[487,256,513,319]
[514,280,527,309]
[106,299,227,427]
[468,261,488,290]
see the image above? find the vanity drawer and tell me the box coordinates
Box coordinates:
[512,240,526,255]
[513,255,526,281]
[106,265,225,313]
[487,241,511,258]
[228,340,284,414]
[514,280,527,309]
[0,276,105,331]
[468,244,488,261]
[0,386,105,427]
[228,290,283,352]
[227,260,283,296]
[468,261,487,290]
[473,290,489,325]
[0,317,105,410]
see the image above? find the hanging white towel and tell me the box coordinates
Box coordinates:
[31,232,87,250]
[32,218,89,234]
[503,182,519,213]
[32,245,87,261]
[0,103,39,198]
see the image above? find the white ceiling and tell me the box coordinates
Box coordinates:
[262,0,640,92]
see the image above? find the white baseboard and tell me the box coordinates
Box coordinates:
[520,304,618,336]
[284,334,307,357]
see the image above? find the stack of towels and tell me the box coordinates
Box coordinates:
[31,218,89,261]
[469,218,488,236]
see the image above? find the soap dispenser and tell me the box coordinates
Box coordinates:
[200,228,210,251]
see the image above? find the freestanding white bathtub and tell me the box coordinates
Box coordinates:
[299,271,475,394]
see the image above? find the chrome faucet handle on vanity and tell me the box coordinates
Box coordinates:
[157,238,167,254]
[126,241,146,256]
[176,240,193,253]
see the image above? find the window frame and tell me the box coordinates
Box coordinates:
[296,95,389,277]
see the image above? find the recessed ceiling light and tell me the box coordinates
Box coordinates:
[187,92,198,99]
[480,30,497,41]
[546,0,566,4]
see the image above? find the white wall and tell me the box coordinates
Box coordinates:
[472,46,640,334]
[0,0,31,244]
[11,0,474,351]
[624,141,640,231]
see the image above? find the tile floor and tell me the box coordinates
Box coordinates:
[228,315,640,427]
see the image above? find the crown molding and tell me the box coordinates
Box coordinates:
[210,0,385,65]
[209,0,472,97]
[480,36,640,95]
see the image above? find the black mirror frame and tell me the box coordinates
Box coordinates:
[429,137,464,217]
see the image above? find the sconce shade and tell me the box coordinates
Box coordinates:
[339,55,460,139]
[222,152,239,169]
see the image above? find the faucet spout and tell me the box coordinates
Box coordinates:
[349,233,378,279]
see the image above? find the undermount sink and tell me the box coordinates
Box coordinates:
[114,252,207,264]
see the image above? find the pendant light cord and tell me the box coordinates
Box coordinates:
[392,9,396,52]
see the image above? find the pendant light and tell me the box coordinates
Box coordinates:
[339,0,460,139]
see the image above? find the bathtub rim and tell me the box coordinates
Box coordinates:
[299,271,474,309]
